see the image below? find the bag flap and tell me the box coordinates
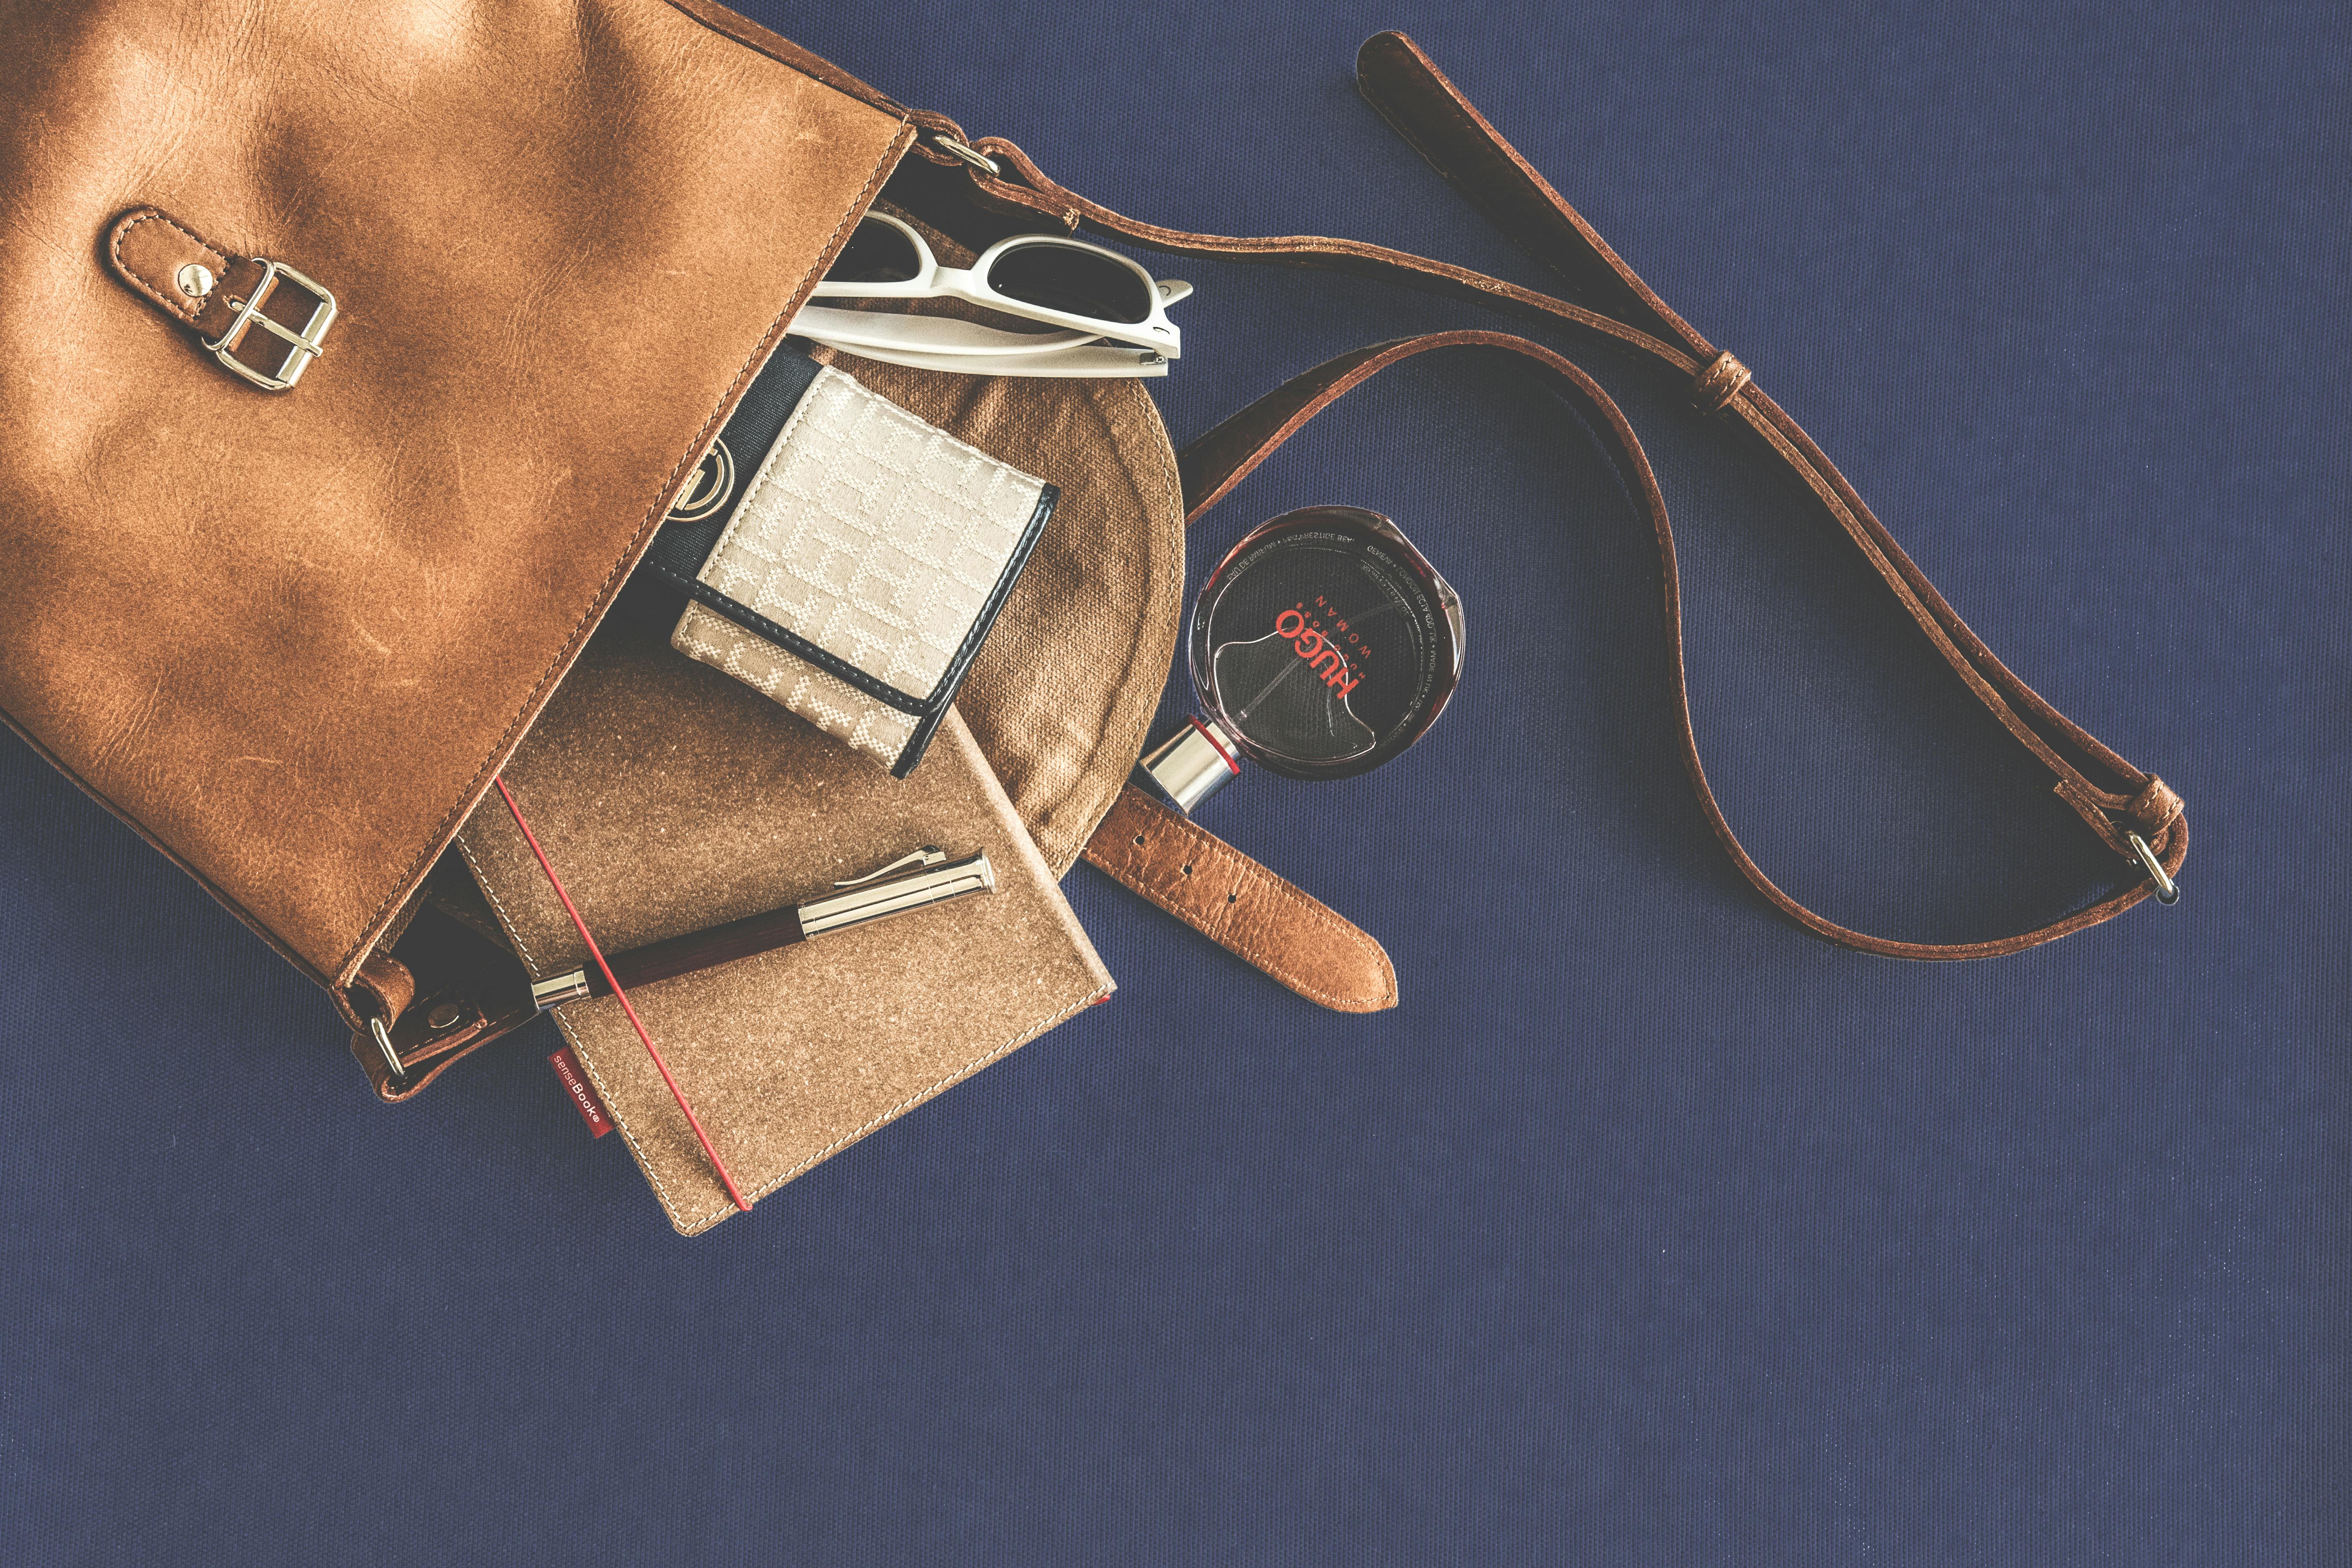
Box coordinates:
[0,0,911,982]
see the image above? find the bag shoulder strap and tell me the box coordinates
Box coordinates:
[933,32,2185,974]
[1169,330,2181,960]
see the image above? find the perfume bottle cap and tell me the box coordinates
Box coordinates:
[1189,506,1464,781]
[1136,714,1243,813]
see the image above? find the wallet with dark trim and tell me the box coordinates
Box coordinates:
[641,344,1056,776]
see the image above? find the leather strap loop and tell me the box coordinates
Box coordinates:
[349,952,416,1027]
[2128,775,2185,838]
[106,207,271,344]
[1690,350,1753,415]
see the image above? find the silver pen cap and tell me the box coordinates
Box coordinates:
[796,846,996,937]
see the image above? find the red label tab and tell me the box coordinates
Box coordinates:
[548,1045,613,1138]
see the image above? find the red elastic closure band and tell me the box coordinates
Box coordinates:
[494,776,751,1211]
[1189,714,1242,776]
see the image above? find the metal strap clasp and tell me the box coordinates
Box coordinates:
[2125,831,2180,905]
[931,134,1002,177]
[368,1016,406,1078]
[204,258,336,391]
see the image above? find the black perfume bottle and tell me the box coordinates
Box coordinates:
[1137,506,1464,811]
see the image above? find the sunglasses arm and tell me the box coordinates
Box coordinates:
[803,338,1170,379]
[788,305,1103,358]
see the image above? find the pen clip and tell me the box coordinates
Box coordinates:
[834,845,947,888]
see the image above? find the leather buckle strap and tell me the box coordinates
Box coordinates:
[105,206,337,392]
[1162,330,2188,957]
[1083,785,1398,1011]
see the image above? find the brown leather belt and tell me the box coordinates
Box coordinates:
[912,31,2186,1002]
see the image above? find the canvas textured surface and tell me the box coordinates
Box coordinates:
[675,364,1051,770]
[823,213,1188,872]
[456,632,1113,1231]
[1,3,2342,1564]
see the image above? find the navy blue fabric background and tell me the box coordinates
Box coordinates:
[5,3,2343,1562]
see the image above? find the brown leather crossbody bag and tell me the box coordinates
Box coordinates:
[0,6,2184,1104]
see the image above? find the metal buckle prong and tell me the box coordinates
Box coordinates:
[204,257,336,391]
[2125,830,2179,905]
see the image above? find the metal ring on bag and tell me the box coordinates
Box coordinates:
[2125,831,2180,905]
[932,135,1001,177]
[369,1016,406,1078]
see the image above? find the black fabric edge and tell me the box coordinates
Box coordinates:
[641,344,827,589]
[659,568,933,716]
[889,701,954,777]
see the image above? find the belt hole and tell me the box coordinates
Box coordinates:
[1180,862,1192,875]
[1133,833,1145,846]
[1226,891,1238,904]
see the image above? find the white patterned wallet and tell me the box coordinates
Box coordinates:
[639,346,1056,775]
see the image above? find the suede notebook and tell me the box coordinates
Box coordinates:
[455,628,1113,1234]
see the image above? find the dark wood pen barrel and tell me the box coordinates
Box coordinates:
[595,905,807,997]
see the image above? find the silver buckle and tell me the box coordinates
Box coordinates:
[204,258,336,391]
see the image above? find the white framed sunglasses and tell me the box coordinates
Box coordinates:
[804,212,1190,357]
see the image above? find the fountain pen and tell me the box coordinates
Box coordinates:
[526,846,994,1010]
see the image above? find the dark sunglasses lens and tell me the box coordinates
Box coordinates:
[986,242,1154,324]
[826,219,922,284]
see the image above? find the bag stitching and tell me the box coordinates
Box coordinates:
[657,0,903,112]
[453,832,541,972]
